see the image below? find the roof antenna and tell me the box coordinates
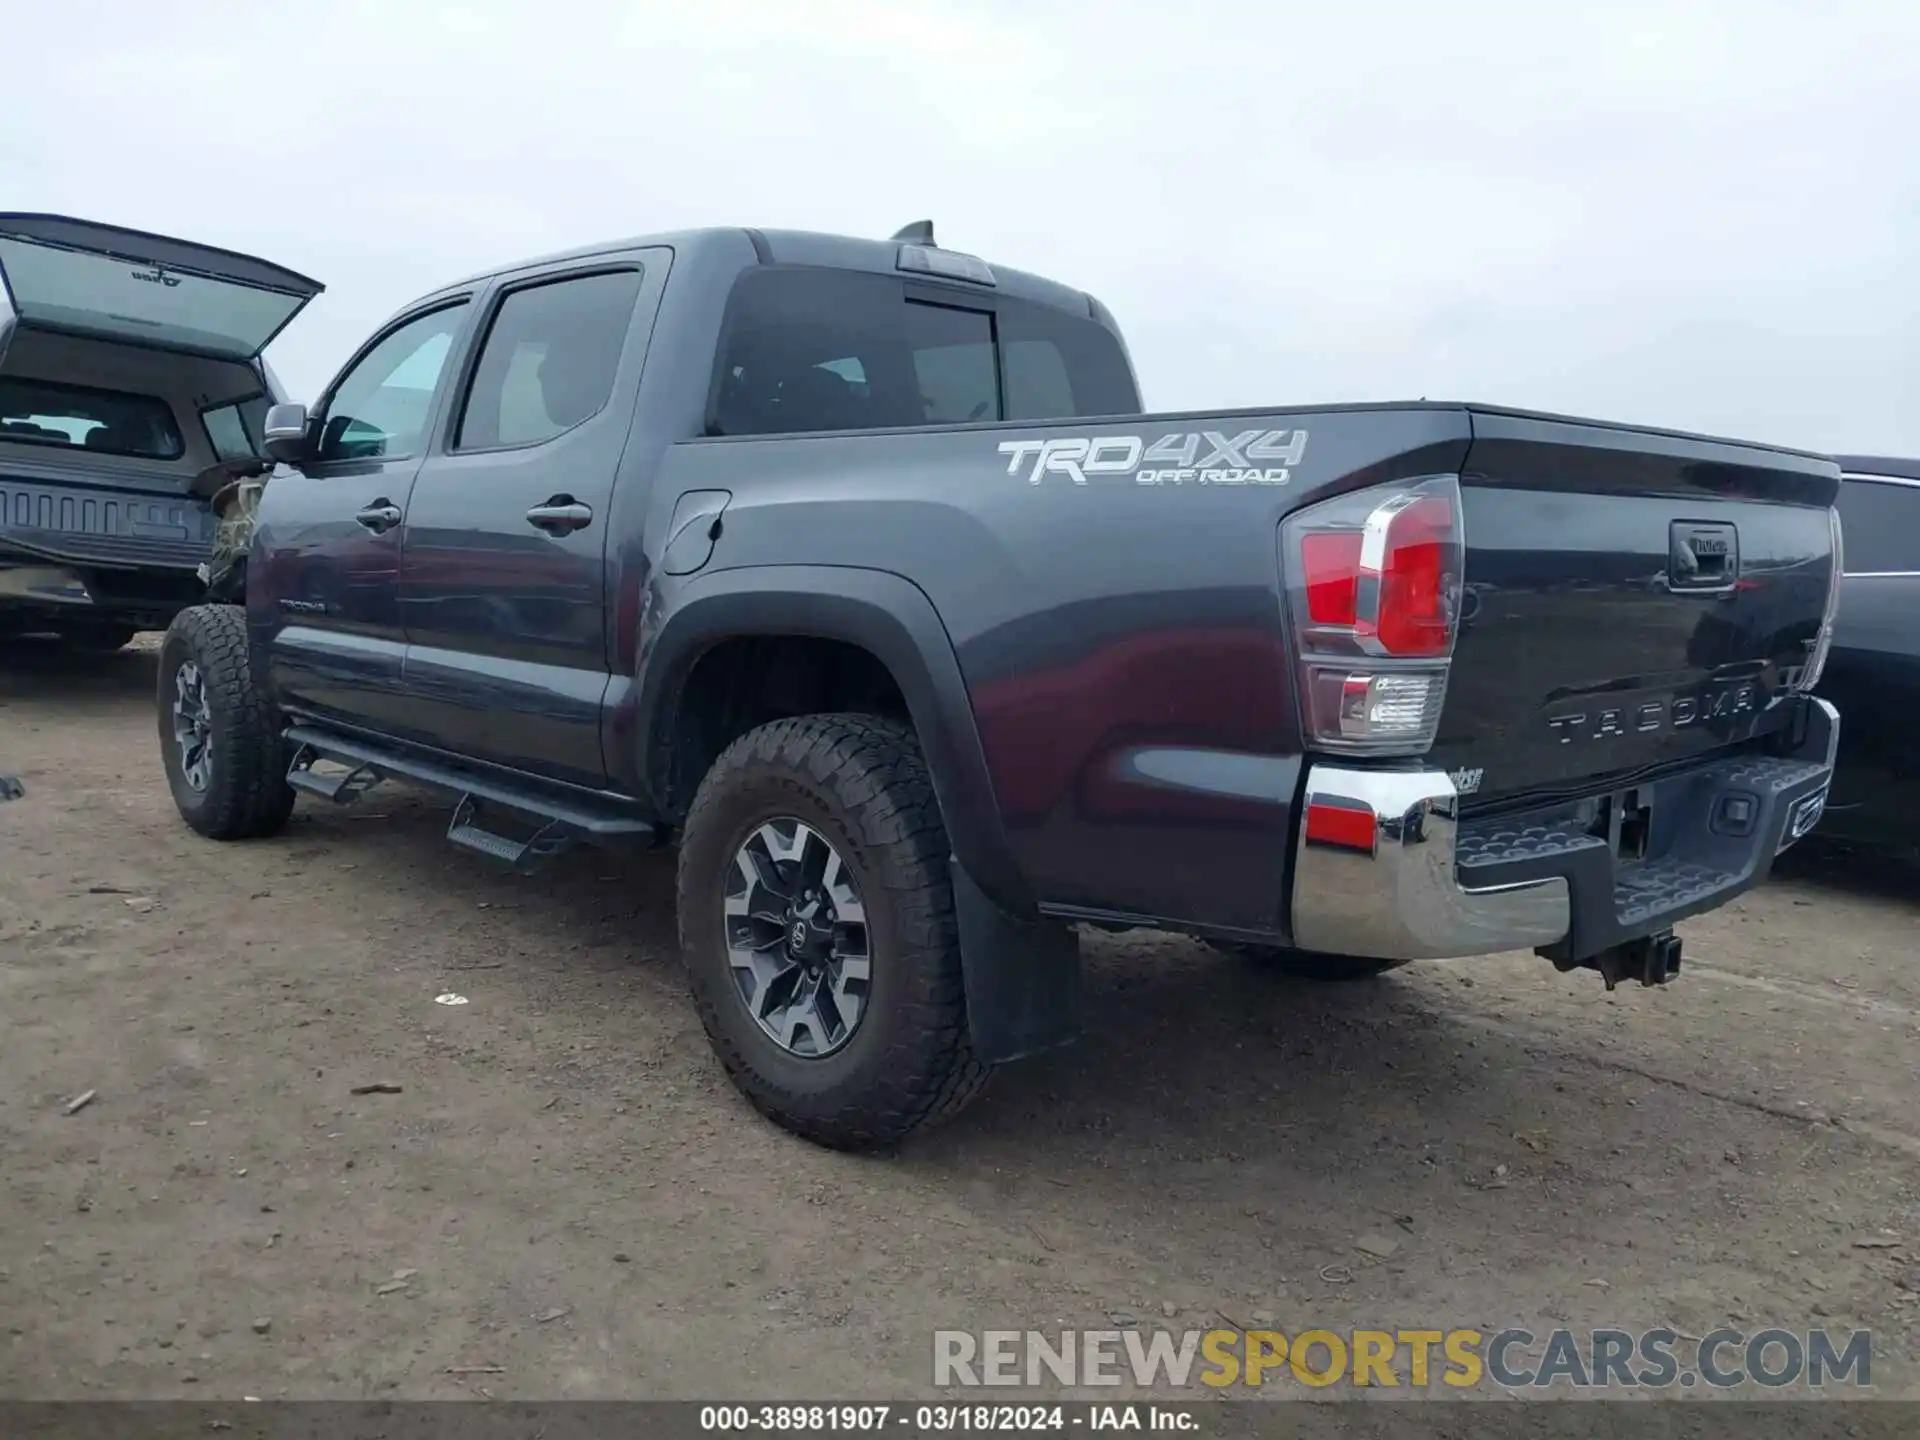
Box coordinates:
[891,220,935,245]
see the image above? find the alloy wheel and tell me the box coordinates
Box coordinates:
[722,818,872,1058]
[171,660,213,792]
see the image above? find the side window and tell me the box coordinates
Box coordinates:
[454,269,643,450]
[201,401,257,461]
[1837,478,1920,575]
[710,268,914,436]
[239,393,271,449]
[708,266,1140,437]
[316,303,468,463]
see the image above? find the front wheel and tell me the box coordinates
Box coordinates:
[156,605,296,840]
[676,713,990,1151]
[1209,941,1411,982]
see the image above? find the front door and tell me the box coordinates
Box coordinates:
[396,252,666,789]
[253,299,472,733]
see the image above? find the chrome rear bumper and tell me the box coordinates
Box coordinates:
[1290,768,1571,959]
[1290,699,1839,962]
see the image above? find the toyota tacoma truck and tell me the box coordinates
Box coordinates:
[152,220,1844,1150]
[0,213,323,649]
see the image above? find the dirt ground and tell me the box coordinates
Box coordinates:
[2,636,1916,1405]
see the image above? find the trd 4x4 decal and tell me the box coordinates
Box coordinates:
[997,428,1308,486]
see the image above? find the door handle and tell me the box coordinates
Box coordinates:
[354,501,403,533]
[525,497,594,535]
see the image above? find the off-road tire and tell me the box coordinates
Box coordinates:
[1209,941,1411,982]
[156,604,296,841]
[61,622,139,652]
[677,713,991,1151]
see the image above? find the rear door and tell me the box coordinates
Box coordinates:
[0,213,322,364]
[394,249,668,788]
[253,299,473,733]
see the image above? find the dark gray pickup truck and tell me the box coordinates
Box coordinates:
[154,221,1845,1150]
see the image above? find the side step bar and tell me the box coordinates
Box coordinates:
[287,757,382,804]
[283,724,657,871]
[447,796,575,869]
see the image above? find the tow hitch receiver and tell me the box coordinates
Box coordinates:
[1552,931,1683,991]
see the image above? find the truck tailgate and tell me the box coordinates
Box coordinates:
[1,464,216,572]
[1427,409,1841,806]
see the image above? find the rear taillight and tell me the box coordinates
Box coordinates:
[1280,475,1465,755]
[1795,503,1844,692]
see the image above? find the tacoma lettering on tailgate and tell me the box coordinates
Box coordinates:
[1547,679,1762,744]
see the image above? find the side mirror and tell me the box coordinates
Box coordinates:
[262,402,312,465]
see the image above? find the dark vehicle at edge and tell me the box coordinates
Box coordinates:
[0,214,321,649]
[151,221,1846,1150]
[1813,455,1920,855]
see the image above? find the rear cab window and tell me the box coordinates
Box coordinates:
[0,376,183,459]
[708,265,1138,437]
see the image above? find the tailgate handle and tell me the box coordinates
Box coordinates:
[1668,521,1739,592]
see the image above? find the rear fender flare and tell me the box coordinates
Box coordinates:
[634,564,1033,918]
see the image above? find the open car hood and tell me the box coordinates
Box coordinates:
[0,213,324,362]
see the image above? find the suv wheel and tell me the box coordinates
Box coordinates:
[156,605,296,841]
[677,713,990,1151]
[1209,942,1411,982]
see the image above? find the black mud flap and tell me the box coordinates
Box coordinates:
[951,857,1081,1064]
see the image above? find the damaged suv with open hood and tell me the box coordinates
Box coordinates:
[0,214,322,649]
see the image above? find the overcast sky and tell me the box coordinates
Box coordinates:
[4,0,1913,454]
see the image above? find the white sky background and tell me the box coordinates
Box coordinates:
[2,0,1912,454]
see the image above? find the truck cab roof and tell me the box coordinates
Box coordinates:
[414,225,1103,322]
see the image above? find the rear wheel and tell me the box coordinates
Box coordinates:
[676,713,990,1151]
[156,605,296,840]
[1209,941,1411,982]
